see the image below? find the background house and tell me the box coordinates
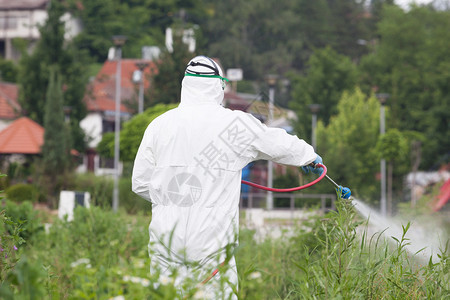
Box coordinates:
[79,58,156,174]
[0,0,81,61]
[0,116,43,172]
[0,81,20,131]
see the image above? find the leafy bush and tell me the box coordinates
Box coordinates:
[3,200,43,242]
[5,184,40,203]
[0,256,46,299]
[27,206,150,298]
[68,173,151,214]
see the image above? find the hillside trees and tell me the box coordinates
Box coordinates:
[69,0,207,61]
[202,0,372,80]
[290,47,357,141]
[18,0,88,152]
[358,5,450,168]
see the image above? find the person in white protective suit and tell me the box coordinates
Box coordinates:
[132,55,323,299]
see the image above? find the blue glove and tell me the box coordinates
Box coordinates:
[301,155,324,175]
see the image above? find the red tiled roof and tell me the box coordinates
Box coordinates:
[0,117,44,154]
[0,82,21,120]
[84,59,157,113]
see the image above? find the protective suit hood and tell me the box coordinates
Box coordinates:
[180,56,225,107]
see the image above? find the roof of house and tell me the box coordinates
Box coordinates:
[224,91,250,112]
[0,117,44,154]
[84,59,156,113]
[0,82,21,120]
[0,0,49,10]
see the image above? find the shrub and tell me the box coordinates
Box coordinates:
[68,173,151,214]
[3,200,44,242]
[119,177,151,214]
[5,184,40,203]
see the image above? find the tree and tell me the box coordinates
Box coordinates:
[42,67,69,174]
[203,0,333,79]
[149,34,193,105]
[326,0,372,60]
[97,103,177,162]
[290,47,357,141]
[0,58,18,83]
[18,0,88,151]
[316,88,380,202]
[40,67,70,206]
[358,5,450,168]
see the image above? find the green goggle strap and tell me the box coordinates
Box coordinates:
[185,73,229,82]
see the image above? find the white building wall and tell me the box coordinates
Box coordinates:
[0,9,46,40]
[80,112,103,148]
[0,8,81,60]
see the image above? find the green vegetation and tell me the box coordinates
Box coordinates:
[0,185,448,299]
[316,89,381,201]
[4,184,40,203]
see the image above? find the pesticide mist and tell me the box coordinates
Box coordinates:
[352,198,447,261]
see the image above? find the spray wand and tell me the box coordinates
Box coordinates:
[309,162,352,199]
[323,174,352,199]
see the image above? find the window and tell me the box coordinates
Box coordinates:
[0,17,18,29]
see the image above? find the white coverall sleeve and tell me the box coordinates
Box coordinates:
[247,114,317,167]
[132,125,156,202]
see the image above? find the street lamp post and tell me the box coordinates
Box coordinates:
[309,104,321,150]
[376,93,389,216]
[112,35,126,212]
[265,75,277,210]
[135,61,149,114]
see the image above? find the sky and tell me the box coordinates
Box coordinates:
[395,0,443,10]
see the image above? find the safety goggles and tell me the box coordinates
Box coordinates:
[185,56,229,90]
[184,73,229,90]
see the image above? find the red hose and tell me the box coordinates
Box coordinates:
[241,163,327,192]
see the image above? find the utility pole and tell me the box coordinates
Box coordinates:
[265,75,277,210]
[112,35,127,212]
[376,93,389,216]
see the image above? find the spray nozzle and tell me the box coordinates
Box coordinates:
[337,186,352,199]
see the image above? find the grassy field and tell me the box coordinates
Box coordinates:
[1,194,448,299]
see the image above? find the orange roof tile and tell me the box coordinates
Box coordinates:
[0,117,44,154]
[0,82,21,120]
[84,59,157,113]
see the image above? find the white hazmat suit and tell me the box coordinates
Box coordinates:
[132,56,318,298]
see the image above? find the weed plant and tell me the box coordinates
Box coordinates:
[0,183,448,299]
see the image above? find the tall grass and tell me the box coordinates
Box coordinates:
[0,192,448,299]
[236,197,449,299]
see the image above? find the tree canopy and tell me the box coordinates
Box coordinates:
[97,103,177,162]
[316,88,381,201]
